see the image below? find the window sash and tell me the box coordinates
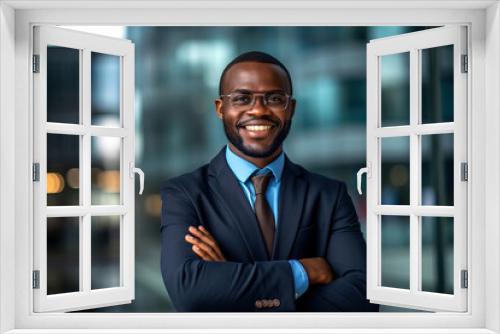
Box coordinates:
[366,26,468,312]
[32,25,136,312]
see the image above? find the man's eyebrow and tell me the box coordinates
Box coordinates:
[230,89,252,94]
[230,88,287,94]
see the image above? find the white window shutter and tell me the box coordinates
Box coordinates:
[365,26,468,312]
[32,25,138,312]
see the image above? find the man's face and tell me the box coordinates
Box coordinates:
[215,61,296,158]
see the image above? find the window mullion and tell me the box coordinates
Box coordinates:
[81,48,91,293]
[409,48,420,294]
[375,123,454,138]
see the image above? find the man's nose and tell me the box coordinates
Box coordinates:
[249,95,269,113]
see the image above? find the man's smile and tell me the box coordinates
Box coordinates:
[238,123,277,139]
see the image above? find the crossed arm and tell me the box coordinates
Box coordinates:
[184,225,333,286]
[160,181,378,312]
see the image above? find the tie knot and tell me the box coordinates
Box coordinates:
[251,170,273,195]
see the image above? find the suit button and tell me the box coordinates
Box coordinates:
[261,299,269,308]
[272,298,280,307]
[255,300,263,308]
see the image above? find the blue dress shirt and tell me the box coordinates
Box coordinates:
[225,145,309,299]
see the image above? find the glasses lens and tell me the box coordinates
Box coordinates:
[230,93,253,106]
[266,93,288,108]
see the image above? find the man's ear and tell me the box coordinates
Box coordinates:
[289,98,296,119]
[214,99,223,120]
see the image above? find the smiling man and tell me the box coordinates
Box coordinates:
[160,51,378,312]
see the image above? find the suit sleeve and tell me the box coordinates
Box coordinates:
[297,182,379,312]
[160,181,297,312]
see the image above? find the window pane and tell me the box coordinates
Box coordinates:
[91,216,120,289]
[91,52,121,127]
[381,215,410,289]
[381,136,410,205]
[47,45,80,124]
[47,217,80,295]
[421,134,454,206]
[47,134,80,206]
[421,45,454,124]
[421,216,454,294]
[380,52,410,127]
[91,136,121,205]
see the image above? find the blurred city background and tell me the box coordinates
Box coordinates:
[45,26,454,312]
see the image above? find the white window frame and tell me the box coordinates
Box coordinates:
[32,25,136,312]
[0,1,499,333]
[365,26,468,312]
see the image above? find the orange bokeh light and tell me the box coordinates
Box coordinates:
[46,172,65,194]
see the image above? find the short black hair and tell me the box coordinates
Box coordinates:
[218,51,293,96]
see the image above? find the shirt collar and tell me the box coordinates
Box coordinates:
[225,144,285,183]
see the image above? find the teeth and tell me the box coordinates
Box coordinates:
[245,125,272,131]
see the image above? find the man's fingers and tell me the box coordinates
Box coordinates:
[188,226,225,260]
[192,245,211,261]
[197,226,226,260]
[184,234,209,252]
[188,226,217,248]
[190,241,215,261]
[185,234,221,261]
[198,225,213,238]
[194,239,223,261]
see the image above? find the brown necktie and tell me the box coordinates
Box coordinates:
[251,171,275,258]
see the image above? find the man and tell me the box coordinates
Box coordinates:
[160,51,378,312]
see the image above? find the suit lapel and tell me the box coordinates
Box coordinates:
[207,147,269,261]
[273,155,307,260]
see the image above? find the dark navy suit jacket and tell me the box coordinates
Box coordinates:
[160,146,379,312]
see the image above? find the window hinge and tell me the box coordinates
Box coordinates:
[461,269,468,289]
[33,163,40,182]
[461,162,468,181]
[461,54,468,73]
[32,270,40,289]
[32,54,40,73]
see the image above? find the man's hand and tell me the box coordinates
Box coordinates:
[299,257,335,285]
[184,225,226,261]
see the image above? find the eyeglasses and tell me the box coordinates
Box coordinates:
[219,91,292,112]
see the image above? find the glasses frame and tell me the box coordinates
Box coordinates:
[219,91,292,112]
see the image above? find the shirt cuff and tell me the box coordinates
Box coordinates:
[288,259,309,299]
